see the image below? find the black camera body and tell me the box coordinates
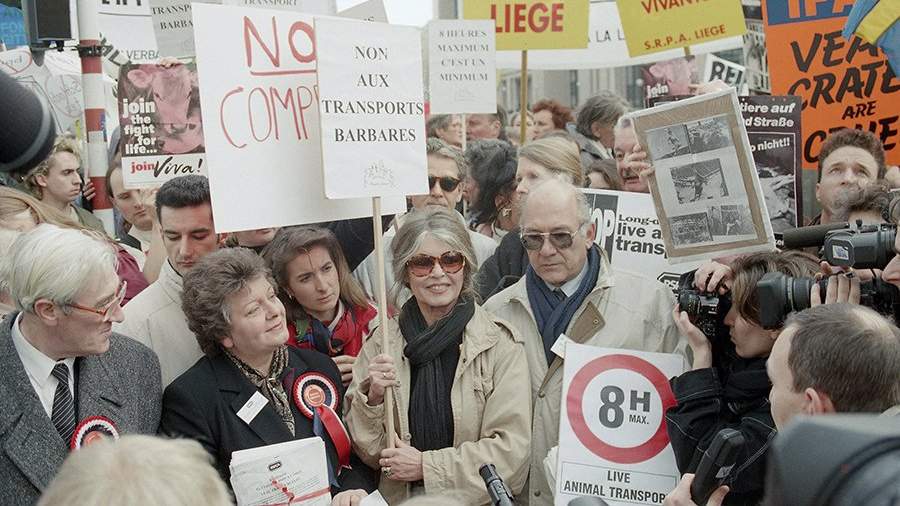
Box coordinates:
[677,271,731,340]
[757,272,900,329]
[822,223,896,269]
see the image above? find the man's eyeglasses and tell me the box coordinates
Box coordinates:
[520,231,578,251]
[69,280,128,322]
[406,251,466,277]
[428,176,461,192]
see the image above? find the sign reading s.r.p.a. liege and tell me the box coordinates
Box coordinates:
[616,0,746,57]
[427,19,497,115]
[191,3,404,233]
[315,17,429,200]
[463,0,589,51]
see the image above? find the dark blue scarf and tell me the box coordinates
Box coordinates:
[526,245,602,365]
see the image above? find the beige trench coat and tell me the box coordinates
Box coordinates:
[344,304,532,505]
[483,257,686,506]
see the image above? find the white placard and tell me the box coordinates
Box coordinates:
[556,344,684,506]
[337,0,388,22]
[191,3,404,232]
[494,2,742,70]
[315,17,428,199]
[98,0,159,64]
[149,0,219,57]
[427,19,496,115]
[584,189,700,292]
[702,54,748,94]
[230,437,330,506]
[0,47,84,135]
[221,0,336,14]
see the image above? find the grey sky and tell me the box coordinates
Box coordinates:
[336,0,434,26]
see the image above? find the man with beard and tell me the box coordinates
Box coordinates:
[811,129,885,225]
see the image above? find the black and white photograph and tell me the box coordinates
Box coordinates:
[671,159,729,204]
[646,124,691,160]
[686,116,733,154]
[669,212,713,247]
[752,133,797,232]
[709,204,755,236]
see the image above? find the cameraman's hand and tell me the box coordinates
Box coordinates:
[811,262,860,306]
[694,261,733,294]
[673,306,712,370]
[663,474,729,506]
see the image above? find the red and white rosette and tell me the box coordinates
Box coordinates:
[70,416,119,450]
[292,372,351,469]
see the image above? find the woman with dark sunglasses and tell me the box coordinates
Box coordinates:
[344,207,531,505]
[263,226,377,387]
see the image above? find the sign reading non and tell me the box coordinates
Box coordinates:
[556,344,683,506]
[762,0,900,168]
[427,19,497,115]
[191,3,403,232]
[463,0,589,51]
[315,18,428,200]
[616,0,746,57]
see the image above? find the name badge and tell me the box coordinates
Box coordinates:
[551,333,572,359]
[237,391,268,425]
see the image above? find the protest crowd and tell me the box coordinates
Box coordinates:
[0,1,899,506]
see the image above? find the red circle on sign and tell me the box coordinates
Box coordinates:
[567,354,676,464]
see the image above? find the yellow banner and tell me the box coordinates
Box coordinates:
[616,0,746,57]
[463,0,589,51]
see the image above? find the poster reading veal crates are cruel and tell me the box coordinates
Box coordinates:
[117,62,206,188]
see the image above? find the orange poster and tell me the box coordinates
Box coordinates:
[763,0,899,169]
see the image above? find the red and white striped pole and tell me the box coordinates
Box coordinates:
[76,0,114,235]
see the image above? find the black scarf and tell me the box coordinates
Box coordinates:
[399,295,475,452]
[526,245,602,364]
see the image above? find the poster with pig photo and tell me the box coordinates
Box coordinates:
[630,89,774,263]
[117,62,206,188]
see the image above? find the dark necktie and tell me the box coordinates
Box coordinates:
[51,363,76,445]
[553,289,567,303]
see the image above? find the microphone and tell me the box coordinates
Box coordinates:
[479,463,515,506]
[0,70,56,175]
[781,222,849,249]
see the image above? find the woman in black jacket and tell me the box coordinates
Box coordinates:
[667,251,818,505]
[161,248,376,505]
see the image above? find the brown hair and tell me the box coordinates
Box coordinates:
[817,129,886,182]
[262,226,369,323]
[532,99,574,129]
[730,250,819,327]
[586,159,623,190]
[518,136,585,187]
[182,247,274,356]
[23,135,83,199]
[784,303,900,413]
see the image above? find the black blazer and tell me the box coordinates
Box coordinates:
[160,346,375,494]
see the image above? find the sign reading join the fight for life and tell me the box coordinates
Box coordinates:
[191,3,404,233]
[315,18,429,200]
[556,344,684,506]
[616,0,746,57]
[762,0,900,169]
[463,0,589,51]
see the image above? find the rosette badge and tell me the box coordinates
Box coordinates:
[70,416,120,450]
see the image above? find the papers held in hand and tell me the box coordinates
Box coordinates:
[229,436,330,506]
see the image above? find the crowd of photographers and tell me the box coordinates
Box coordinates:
[1,69,899,506]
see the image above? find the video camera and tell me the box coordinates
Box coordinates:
[765,414,900,506]
[782,221,896,269]
[756,272,899,329]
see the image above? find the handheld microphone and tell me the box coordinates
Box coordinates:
[479,463,515,506]
[0,70,56,175]
[781,222,849,249]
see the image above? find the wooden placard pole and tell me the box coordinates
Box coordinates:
[519,50,528,145]
[372,196,396,447]
[461,113,468,217]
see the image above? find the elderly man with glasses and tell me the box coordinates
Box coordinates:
[0,224,161,505]
[484,179,684,505]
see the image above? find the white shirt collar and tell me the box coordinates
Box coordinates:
[128,226,155,252]
[11,313,75,389]
[544,259,590,298]
[326,300,345,332]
